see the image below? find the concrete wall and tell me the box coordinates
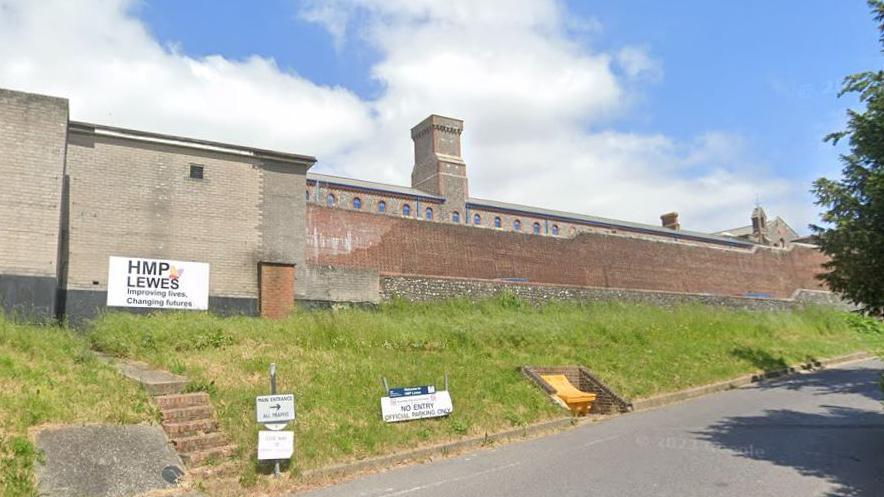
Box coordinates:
[298,265,380,304]
[307,205,829,300]
[0,89,68,320]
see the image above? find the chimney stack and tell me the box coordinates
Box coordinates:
[660,212,680,230]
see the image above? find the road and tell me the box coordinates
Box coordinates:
[298,359,884,497]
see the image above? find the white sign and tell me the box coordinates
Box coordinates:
[256,394,296,424]
[381,391,453,423]
[257,430,294,460]
[106,256,209,310]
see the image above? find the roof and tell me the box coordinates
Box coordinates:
[716,225,754,237]
[715,216,799,240]
[307,173,446,202]
[466,197,753,248]
[69,121,317,165]
[307,174,755,249]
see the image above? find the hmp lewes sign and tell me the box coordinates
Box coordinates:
[106,256,209,310]
[381,384,453,423]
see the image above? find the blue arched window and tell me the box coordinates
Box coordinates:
[452,211,461,223]
[378,200,386,213]
[533,222,541,234]
[473,213,481,225]
[326,193,335,207]
[425,207,433,220]
[513,219,521,231]
[494,217,501,228]
[552,224,559,236]
[402,204,411,216]
[352,197,362,209]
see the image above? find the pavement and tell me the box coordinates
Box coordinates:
[296,359,884,497]
[36,424,186,497]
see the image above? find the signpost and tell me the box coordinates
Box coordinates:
[256,363,295,477]
[380,377,453,423]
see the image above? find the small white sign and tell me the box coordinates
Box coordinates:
[256,394,296,424]
[381,391,453,423]
[106,256,209,310]
[257,430,294,460]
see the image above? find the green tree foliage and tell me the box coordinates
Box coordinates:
[812,0,884,316]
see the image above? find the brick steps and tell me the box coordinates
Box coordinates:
[154,393,237,474]
[180,444,238,467]
[156,392,210,410]
[162,405,215,423]
[172,432,229,453]
[163,418,219,438]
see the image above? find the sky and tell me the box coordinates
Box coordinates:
[0,0,880,233]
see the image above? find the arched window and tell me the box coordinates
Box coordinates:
[425,207,433,220]
[326,193,335,207]
[352,197,362,209]
[402,204,411,216]
[378,200,386,213]
[473,213,481,225]
[305,190,310,201]
[513,219,521,231]
[494,217,501,228]
[551,224,559,236]
[452,211,461,223]
[533,222,541,234]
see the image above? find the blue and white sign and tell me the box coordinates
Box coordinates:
[389,385,435,398]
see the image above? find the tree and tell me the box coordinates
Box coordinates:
[811,0,884,316]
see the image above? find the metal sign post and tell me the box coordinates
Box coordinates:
[270,363,280,478]
[255,363,295,478]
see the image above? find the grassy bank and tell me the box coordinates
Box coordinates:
[0,317,155,496]
[86,298,884,486]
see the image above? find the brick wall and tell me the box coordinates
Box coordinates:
[259,263,295,318]
[0,89,67,278]
[0,89,68,319]
[64,131,264,298]
[307,205,829,300]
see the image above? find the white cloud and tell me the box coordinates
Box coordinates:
[0,0,812,233]
[0,0,373,157]
[617,46,663,81]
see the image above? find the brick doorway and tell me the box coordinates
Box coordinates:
[258,263,295,319]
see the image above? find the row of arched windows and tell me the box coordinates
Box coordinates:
[312,190,560,235]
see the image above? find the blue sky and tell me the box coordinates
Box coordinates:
[1,0,880,232]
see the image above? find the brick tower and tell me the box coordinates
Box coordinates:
[410,115,468,221]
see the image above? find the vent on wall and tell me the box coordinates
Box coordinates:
[189,164,204,179]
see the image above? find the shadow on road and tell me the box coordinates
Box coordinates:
[698,364,884,497]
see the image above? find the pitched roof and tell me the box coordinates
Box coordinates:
[307,173,445,202]
[466,197,752,247]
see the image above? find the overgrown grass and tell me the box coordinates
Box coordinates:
[86,298,884,485]
[0,317,155,497]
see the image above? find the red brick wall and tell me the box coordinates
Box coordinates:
[306,205,828,299]
[259,263,295,319]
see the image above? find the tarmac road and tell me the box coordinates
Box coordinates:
[296,359,884,497]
